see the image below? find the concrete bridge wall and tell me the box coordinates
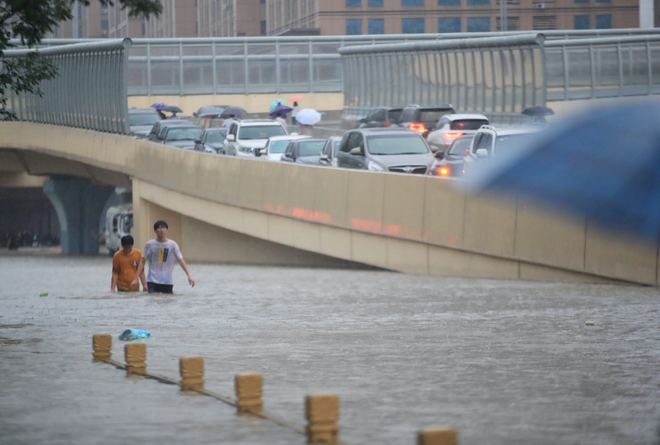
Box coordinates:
[0,121,657,285]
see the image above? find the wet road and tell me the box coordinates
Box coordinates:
[1,254,660,445]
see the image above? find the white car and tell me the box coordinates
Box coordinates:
[224,119,288,158]
[463,125,540,176]
[426,114,489,153]
[256,134,311,161]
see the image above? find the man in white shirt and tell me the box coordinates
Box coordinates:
[274,112,286,127]
[132,220,195,294]
[223,115,235,128]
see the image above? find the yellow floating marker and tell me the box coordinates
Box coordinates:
[92,334,112,359]
[179,356,205,390]
[305,393,340,444]
[418,426,458,445]
[235,373,264,415]
[125,343,147,374]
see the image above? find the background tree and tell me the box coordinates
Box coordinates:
[0,0,162,120]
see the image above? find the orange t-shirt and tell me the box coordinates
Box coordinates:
[112,248,143,292]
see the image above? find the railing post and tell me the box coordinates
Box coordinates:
[92,334,112,359]
[235,373,264,415]
[418,426,458,445]
[305,393,340,444]
[124,343,147,374]
[179,356,205,390]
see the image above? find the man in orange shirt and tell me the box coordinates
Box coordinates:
[111,235,147,292]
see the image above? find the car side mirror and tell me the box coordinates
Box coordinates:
[194,139,201,144]
[349,147,362,155]
[226,134,236,142]
[359,118,366,124]
[255,149,262,157]
[320,154,329,161]
[476,148,489,158]
[434,151,445,159]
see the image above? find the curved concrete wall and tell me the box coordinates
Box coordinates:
[1,121,657,285]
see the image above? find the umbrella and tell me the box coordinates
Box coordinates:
[150,103,167,110]
[289,95,304,102]
[475,100,660,242]
[295,108,321,126]
[163,105,183,113]
[522,106,555,117]
[269,99,285,111]
[269,105,293,117]
[220,106,247,118]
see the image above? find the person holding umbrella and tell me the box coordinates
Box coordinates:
[220,106,247,127]
[291,101,300,125]
[269,104,293,127]
[295,108,322,135]
[223,115,235,128]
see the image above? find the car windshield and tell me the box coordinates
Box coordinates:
[367,134,429,155]
[388,110,402,122]
[298,141,325,157]
[205,129,227,143]
[269,140,292,153]
[449,137,474,155]
[129,113,160,126]
[239,125,286,140]
[450,119,489,130]
[420,110,452,123]
[166,127,203,141]
[494,133,534,156]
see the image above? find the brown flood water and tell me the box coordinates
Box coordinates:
[1,254,660,445]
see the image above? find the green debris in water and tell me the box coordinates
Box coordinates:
[39,292,48,297]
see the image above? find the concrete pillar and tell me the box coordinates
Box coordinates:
[418,426,458,445]
[92,334,112,359]
[125,343,147,374]
[179,356,205,390]
[305,394,340,444]
[42,176,114,254]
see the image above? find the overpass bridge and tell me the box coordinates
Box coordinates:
[2,35,660,286]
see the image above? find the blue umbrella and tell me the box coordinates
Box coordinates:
[475,100,660,242]
[150,102,167,110]
[269,99,284,111]
[269,105,293,117]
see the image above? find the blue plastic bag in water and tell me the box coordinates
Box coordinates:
[118,329,150,341]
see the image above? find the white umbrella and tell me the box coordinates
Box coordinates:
[295,108,321,125]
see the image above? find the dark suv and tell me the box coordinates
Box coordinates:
[397,104,455,138]
[358,107,403,128]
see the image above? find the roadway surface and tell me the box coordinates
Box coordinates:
[1,253,659,444]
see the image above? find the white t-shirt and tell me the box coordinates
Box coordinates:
[142,239,183,285]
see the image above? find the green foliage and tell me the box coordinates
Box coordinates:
[0,0,162,120]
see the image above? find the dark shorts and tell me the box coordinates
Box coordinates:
[147,282,174,294]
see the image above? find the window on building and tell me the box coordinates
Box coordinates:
[369,19,385,34]
[260,20,267,35]
[496,16,520,30]
[346,0,362,6]
[346,19,363,34]
[438,0,461,5]
[467,17,490,31]
[260,0,266,3]
[438,17,461,32]
[402,18,425,33]
[402,0,425,5]
[369,0,384,5]
[496,0,520,4]
[596,0,610,2]
[596,14,612,28]
[574,0,588,3]
[467,0,490,5]
[574,15,589,29]
[533,15,557,30]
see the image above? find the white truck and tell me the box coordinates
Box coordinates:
[105,204,133,256]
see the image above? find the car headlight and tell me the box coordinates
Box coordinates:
[367,161,385,172]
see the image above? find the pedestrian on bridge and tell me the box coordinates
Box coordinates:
[132,220,195,294]
[223,115,235,128]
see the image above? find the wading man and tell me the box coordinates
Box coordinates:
[132,220,195,294]
[111,235,147,292]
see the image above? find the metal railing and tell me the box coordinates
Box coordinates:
[339,33,546,120]
[2,39,131,134]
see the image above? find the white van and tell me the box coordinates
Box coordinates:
[105,204,133,256]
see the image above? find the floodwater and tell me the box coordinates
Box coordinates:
[1,253,660,445]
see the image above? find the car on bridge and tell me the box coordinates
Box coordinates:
[147,119,195,143]
[426,114,489,153]
[224,120,288,158]
[194,128,227,154]
[396,104,455,139]
[160,125,205,150]
[429,134,474,178]
[463,125,540,176]
[280,139,327,165]
[336,128,436,174]
[192,105,230,119]
[256,134,310,161]
[358,107,403,129]
[319,136,342,167]
[128,108,161,138]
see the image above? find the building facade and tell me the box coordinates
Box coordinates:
[268,0,639,35]
[143,0,197,38]
[197,0,267,37]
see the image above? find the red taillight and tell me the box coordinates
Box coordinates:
[445,132,462,138]
[409,123,426,133]
[438,165,451,176]
[383,122,392,127]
